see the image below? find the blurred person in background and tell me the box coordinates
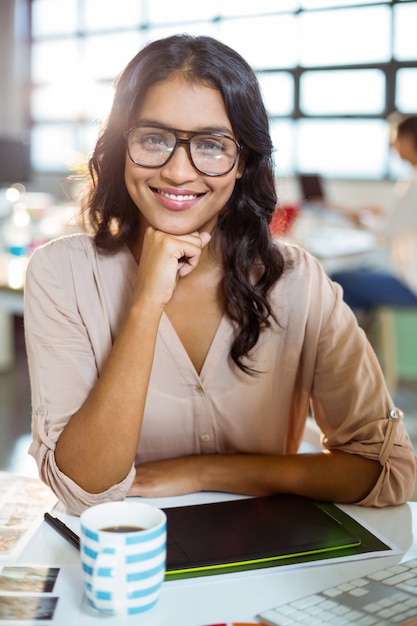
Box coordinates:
[332,115,417,310]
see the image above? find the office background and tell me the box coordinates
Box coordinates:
[0,0,416,475]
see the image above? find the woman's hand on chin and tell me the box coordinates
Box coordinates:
[133,227,212,310]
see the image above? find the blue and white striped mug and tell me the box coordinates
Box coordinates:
[80,501,166,615]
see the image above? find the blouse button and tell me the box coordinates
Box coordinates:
[390,408,400,420]
[200,434,211,442]
[195,385,204,395]
[35,405,46,417]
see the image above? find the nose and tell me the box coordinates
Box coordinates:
[160,142,198,182]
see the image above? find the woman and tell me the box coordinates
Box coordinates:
[24,35,415,515]
[332,115,417,309]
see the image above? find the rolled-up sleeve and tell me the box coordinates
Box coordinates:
[29,403,135,516]
[308,268,416,506]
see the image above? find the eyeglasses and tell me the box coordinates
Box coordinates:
[124,125,243,177]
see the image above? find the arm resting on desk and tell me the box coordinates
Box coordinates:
[128,406,416,507]
[129,450,383,504]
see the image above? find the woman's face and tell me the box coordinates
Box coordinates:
[124,75,245,237]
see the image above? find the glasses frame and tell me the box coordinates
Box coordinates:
[124,124,243,177]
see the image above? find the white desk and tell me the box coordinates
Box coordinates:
[289,207,383,275]
[13,492,417,626]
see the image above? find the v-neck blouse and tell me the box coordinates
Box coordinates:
[24,233,416,514]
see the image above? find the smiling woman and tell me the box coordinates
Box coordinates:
[24,34,416,515]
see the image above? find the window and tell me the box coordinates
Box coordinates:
[300,70,386,115]
[393,2,417,60]
[29,0,417,179]
[396,68,417,112]
[298,6,391,67]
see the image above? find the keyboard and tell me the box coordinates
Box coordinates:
[258,558,417,625]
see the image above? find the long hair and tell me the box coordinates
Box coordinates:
[82,34,286,373]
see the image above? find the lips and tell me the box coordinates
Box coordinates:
[152,187,204,210]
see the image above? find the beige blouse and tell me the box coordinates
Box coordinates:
[24,234,416,514]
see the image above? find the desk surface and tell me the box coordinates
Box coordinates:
[13,492,417,626]
[288,207,383,274]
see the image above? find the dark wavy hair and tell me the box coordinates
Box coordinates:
[82,34,286,374]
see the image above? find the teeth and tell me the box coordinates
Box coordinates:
[158,190,198,201]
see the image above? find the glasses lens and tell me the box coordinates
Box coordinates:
[190,135,238,175]
[127,126,240,175]
[128,127,175,167]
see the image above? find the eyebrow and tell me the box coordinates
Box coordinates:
[134,119,235,137]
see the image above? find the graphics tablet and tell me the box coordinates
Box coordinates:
[164,493,362,578]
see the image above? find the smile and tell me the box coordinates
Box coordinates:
[155,189,202,201]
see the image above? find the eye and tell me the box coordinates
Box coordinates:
[130,128,174,152]
[139,132,170,151]
[196,137,224,152]
[194,136,225,155]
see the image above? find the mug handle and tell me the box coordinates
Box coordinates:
[92,546,126,614]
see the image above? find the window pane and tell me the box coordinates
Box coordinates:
[32,86,77,121]
[31,125,78,172]
[84,32,142,80]
[270,119,295,176]
[394,3,417,61]
[32,82,114,123]
[258,73,294,116]
[300,70,385,115]
[299,6,391,66]
[31,124,98,172]
[301,0,381,7]
[219,15,297,69]
[32,40,80,83]
[221,0,298,15]
[32,0,78,37]
[146,22,218,44]
[296,119,388,178]
[396,68,417,113]
[83,0,142,31]
[148,0,220,24]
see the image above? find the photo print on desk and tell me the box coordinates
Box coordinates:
[0,473,57,560]
[0,566,60,622]
[0,595,58,622]
[0,566,59,593]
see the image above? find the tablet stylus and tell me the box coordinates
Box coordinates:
[44,512,80,550]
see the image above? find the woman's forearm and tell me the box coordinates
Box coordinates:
[199,451,382,503]
[129,451,382,504]
[55,300,163,494]
[54,229,213,495]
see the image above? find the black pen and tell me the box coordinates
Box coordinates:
[44,512,81,550]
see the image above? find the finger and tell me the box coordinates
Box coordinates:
[199,231,212,248]
[181,231,211,249]
[175,233,210,277]
[177,257,199,277]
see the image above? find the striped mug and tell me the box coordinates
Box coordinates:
[80,501,166,615]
